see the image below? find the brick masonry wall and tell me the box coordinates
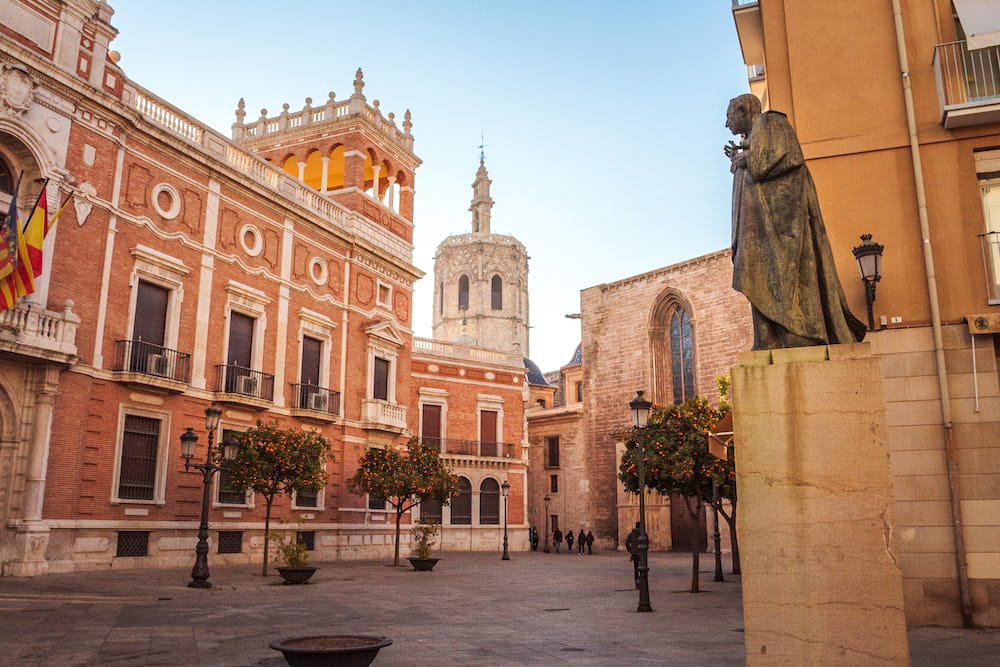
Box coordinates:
[580,249,752,542]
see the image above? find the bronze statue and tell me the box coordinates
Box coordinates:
[725,94,866,350]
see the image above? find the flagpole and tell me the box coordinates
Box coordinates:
[22,178,49,234]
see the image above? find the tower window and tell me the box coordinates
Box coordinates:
[491,275,502,310]
[458,275,469,311]
[670,307,695,404]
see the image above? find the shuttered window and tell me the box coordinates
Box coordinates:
[227,312,254,368]
[480,410,498,456]
[421,404,442,449]
[373,357,390,400]
[118,415,160,500]
[479,478,500,524]
[300,336,322,386]
[450,477,472,524]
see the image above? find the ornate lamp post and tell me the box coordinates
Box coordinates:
[180,403,239,589]
[543,494,551,553]
[852,234,884,330]
[629,390,653,613]
[501,479,510,560]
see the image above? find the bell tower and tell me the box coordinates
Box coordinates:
[432,158,529,356]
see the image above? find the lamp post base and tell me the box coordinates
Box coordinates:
[187,580,211,589]
[637,534,652,612]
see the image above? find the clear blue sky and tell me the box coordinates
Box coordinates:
[109,2,749,372]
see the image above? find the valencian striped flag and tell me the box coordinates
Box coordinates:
[0,179,69,310]
[0,174,21,309]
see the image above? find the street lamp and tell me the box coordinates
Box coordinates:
[543,494,551,553]
[629,390,653,613]
[180,403,239,589]
[501,479,510,560]
[852,234,884,330]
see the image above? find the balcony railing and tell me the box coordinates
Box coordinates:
[112,339,190,384]
[423,437,516,459]
[215,364,274,402]
[933,40,1000,128]
[290,383,340,415]
[361,399,407,430]
[0,299,78,363]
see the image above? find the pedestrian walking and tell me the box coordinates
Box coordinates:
[530,527,539,551]
[625,522,641,588]
[577,529,586,554]
[586,530,595,555]
[566,530,574,553]
[553,527,563,553]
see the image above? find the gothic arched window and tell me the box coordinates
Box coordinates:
[458,275,469,311]
[491,275,502,310]
[670,307,695,404]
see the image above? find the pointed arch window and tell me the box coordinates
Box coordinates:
[458,275,469,311]
[670,307,695,404]
[491,275,502,310]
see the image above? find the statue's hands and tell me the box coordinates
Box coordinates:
[726,141,748,173]
[724,140,740,159]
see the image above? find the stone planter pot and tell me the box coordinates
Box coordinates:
[277,566,318,584]
[407,557,439,571]
[269,635,392,667]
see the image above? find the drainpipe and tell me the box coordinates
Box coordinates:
[890,0,973,628]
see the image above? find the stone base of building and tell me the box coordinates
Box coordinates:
[3,523,530,575]
[732,343,909,665]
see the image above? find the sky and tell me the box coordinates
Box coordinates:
[109,2,750,373]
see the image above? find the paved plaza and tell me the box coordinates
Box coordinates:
[0,549,996,666]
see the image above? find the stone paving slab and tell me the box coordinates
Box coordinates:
[0,550,996,665]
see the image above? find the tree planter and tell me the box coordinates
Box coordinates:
[407,557,439,571]
[269,635,392,667]
[277,566,318,584]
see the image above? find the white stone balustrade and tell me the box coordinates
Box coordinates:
[361,399,407,430]
[413,337,523,367]
[0,300,79,363]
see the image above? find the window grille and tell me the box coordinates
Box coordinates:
[479,478,500,524]
[116,531,149,557]
[296,531,315,551]
[368,494,386,510]
[450,477,472,524]
[296,488,319,508]
[118,415,160,500]
[421,495,443,522]
[217,531,243,554]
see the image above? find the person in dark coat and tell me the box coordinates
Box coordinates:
[566,530,574,553]
[577,530,586,554]
[625,522,641,588]
[529,527,538,551]
[553,527,563,553]
[586,530,595,555]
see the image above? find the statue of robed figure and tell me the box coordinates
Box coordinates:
[725,94,866,350]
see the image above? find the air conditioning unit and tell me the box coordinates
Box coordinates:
[236,375,258,396]
[147,354,170,377]
[308,392,327,411]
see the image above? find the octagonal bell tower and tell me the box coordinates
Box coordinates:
[432,159,529,355]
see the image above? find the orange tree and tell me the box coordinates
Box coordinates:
[226,421,333,576]
[347,439,460,566]
[619,396,730,593]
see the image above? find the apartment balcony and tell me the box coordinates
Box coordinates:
[732,1,763,71]
[934,41,1000,129]
[111,339,190,391]
[361,399,407,431]
[0,300,79,365]
[425,437,516,459]
[214,364,274,408]
[289,383,341,422]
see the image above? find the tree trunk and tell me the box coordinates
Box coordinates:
[685,496,701,593]
[393,504,403,566]
[262,495,274,577]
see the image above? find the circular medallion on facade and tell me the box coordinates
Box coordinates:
[239,223,263,257]
[459,369,466,376]
[512,376,520,383]
[485,372,495,380]
[308,256,328,285]
[428,364,439,373]
[151,183,181,220]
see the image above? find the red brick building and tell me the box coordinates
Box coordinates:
[0,0,525,576]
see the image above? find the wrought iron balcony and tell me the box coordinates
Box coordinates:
[361,399,407,431]
[214,364,274,403]
[424,437,516,459]
[112,339,190,387]
[290,383,340,417]
[933,40,1000,128]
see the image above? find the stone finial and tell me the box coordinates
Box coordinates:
[302,97,312,125]
[235,97,246,124]
[388,112,395,127]
[259,108,268,120]
[373,99,380,112]
[328,91,336,102]
[403,109,412,135]
[354,68,365,97]
[282,103,290,112]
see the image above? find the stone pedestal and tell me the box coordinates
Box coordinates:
[731,343,908,665]
[9,523,51,577]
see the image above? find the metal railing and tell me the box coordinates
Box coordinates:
[291,383,340,415]
[423,437,515,458]
[934,40,1000,108]
[113,339,191,383]
[214,364,274,401]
